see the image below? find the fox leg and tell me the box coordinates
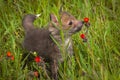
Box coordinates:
[50,59,58,80]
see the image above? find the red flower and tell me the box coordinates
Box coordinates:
[34,56,41,63]
[6,51,14,61]
[7,51,11,57]
[34,71,39,77]
[80,34,85,39]
[10,56,14,60]
[84,17,89,23]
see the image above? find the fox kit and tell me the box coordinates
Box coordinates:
[22,10,85,80]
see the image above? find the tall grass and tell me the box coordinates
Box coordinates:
[0,0,120,80]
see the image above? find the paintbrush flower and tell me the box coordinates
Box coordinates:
[7,51,11,57]
[34,71,39,77]
[10,56,14,60]
[80,34,86,39]
[34,56,41,63]
[84,17,89,23]
[6,51,14,61]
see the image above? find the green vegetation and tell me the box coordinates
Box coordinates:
[0,0,120,80]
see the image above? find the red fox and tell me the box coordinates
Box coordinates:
[22,10,89,80]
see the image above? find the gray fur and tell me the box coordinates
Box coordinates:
[22,12,84,80]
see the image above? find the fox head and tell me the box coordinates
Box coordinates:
[48,11,84,43]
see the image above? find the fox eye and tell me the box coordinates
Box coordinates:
[68,21,73,25]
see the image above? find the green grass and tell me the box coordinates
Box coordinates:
[0,0,120,80]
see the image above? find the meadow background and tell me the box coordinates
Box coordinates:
[0,0,120,80]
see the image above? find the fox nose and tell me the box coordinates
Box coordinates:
[77,21,84,28]
[74,21,84,31]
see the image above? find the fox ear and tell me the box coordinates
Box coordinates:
[50,14,58,24]
[49,14,59,35]
[59,5,63,14]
